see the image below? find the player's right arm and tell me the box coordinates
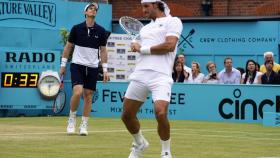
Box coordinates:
[60,26,76,76]
[60,41,74,76]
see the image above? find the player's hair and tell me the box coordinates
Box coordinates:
[153,2,165,12]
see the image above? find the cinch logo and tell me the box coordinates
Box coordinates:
[5,52,55,63]
[178,29,195,48]
[218,89,280,120]
[0,0,56,27]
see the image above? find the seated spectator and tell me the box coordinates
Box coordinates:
[260,51,280,74]
[255,62,260,72]
[241,59,262,84]
[261,60,280,84]
[218,57,241,84]
[188,61,204,83]
[203,61,218,84]
[172,61,189,82]
[176,54,192,79]
[236,67,245,77]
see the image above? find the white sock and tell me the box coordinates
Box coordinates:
[161,138,171,153]
[69,110,77,118]
[82,116,89,123]
[132,130,144,145]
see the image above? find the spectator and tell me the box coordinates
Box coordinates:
[218,57,241,84]
[260,51,280,74]
[255,62,260,72]
[236,67,245,77]
[188,61,204,83]
[172,61,189,82]
[241,59,262,84]
[203,61,218,84]
[261,60,280,84]
[176,54,192,80]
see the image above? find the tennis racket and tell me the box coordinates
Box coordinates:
[119,16,144,43]
[53,75,66,114]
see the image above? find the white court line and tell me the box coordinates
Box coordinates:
[169,132,280,141]
[0,128,280,142]
[170,128,280,136]
[0,129,156,136]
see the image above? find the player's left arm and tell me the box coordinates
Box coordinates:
[100,46,109,82]
[133,17,183,55]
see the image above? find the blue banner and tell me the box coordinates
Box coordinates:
[76,82,280,124]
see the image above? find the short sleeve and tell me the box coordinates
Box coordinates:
[100,29,107,46]
[68,25,76,44]
[166,17,183,38]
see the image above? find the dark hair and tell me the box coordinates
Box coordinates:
[153,2,165,12]
[224,57,232,64]
[255,62,260,71]
[172,61,186,82]
[236,67,245,75]
[243,59,256,84]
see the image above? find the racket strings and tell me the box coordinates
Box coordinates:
[120,17,143,36]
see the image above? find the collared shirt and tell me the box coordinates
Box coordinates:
[218,67,241,84]
[134,16,183,76]
[68,21,107,68]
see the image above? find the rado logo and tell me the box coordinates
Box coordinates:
[6,52,55,63]
[219,89,280,120]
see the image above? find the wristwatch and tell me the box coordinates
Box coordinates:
[37,70,61,99]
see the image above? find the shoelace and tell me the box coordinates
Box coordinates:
[68,118,75,124]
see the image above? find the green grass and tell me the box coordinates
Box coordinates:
[0,117,280,158]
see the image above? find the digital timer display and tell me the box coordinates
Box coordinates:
[1,72,39,88]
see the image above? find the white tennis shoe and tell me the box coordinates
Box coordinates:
[67,117,76,134]
[79,121,88,136]
[128,138,149,158]
[161,151,172,158]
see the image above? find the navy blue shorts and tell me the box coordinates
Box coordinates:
[70,63,98,91]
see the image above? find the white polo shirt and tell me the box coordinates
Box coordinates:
[134,16,183,76]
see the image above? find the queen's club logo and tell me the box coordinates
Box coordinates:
[178,29,195,48]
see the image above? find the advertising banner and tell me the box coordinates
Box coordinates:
[76,82,280,124]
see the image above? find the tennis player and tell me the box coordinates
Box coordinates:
[60,2,109,136]
[121,0,183,158]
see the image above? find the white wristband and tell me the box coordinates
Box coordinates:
[102,63,108,73]
[60,58,68,67]
[140,46,151,55]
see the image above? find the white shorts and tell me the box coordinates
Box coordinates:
[125,70,173,102]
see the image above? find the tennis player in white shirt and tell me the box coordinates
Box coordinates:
[121,1,183,158]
